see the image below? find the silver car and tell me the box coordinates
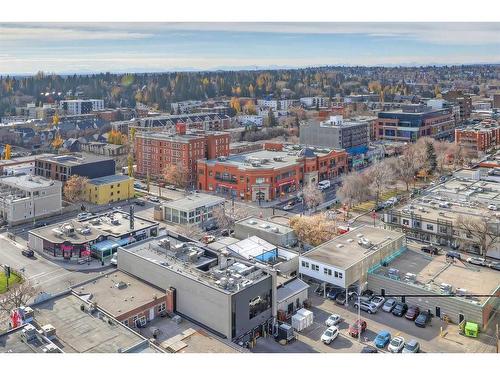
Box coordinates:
[402,339,420,353]
[371,296,385,309]
[382,298,397,312]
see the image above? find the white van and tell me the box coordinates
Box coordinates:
[318,180,331,190]
[110,253,118,266]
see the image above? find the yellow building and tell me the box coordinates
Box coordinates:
[85,175,134,205]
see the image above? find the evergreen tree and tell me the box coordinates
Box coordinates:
[267,109,277,127]
[426,140,437,172]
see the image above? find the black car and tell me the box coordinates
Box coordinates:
[22,249,34,258]
[489,262,500,271]
[34,221,49,228]
[220,229,233,237]
[361,346,378,353]
[421,246,439,255]
[335,292,347,305]
[392,302,408,317]
[446,251,461,260]
[134,200,146,206]
[361,289,374,298]
[415,311,432,328]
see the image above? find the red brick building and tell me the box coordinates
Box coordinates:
[134,126,230,186]
[455,120,500,155]
[197,147,347,201]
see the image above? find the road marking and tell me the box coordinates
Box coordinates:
[28,269,62,280]
[35,271,71,286]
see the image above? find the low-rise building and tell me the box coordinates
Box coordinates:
[0,292,163,353]
[35,153,116,183]
[59,99,104,115]
[300,96,329,108]
[28,209,159,261]
[300,115,369,153]
[299,226,406,290]
[383,172,500,259]
[0,174,62,225]
[80,141,127,157]
[455,119,500,155]
[197,146,348,202]
[85,174,135,205]
[117,234,276,342]
[234,217,298,248]
[160,193,225,227]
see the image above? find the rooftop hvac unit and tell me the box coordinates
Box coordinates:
[90,218,100,225]
[41,324,56,340]
[346,239,354,243]
[188,250,200,263]
[52,228,64,237]
[356,233,364,238]
[259,223,270,229]
[79,227,91,235]
[455,288,468,297]
[440,283,453,294]
[271,227,280,233]
[219,277,228,288]
[158,239,171,250]
[21,324,37,342]
[247,220,257,225]
[404,273,417,282]
[42,343,60,353]
[111,219,120,225]
[336,244,344,248]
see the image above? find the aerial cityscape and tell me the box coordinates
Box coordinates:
[0,20,499,360]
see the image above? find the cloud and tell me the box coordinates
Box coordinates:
[0,24,152,42]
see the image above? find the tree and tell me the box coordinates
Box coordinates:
[425,140,437,173]
[0,279,38,315]
[51,132,64,150]
[456,214,500,257]
[391,146,425,191]
[127,154,134,178]
[230,97,241,113]
[302,184,324,211]
[3,144,11,160]
[289,214,338,247]
[243,101,257,115]
[176,223,205,240]
[52,113,60,126]
[163,162,189,189]
[368,80,382,93]
[267,109,277,127]
[212,205,247,231]
[337,171,371,207]
[63,175,89,202]
[365,160,394,205]
[108,129,124,145]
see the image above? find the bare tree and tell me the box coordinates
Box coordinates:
[337,171,370,207]
[455,214,500,257]
[212,205,248,231]
[0,279,38,315]
[289,213,338,247]
[391,146,424,191]
[176,223,205,240]
[301,184,324,210]
[365,160,394,205]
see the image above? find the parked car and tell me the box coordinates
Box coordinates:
[34,221,49,228]
[353,300,378,314]
[388,336,405,353]
[374,331,391,348]
[335,292,347,305]
[348,319,367,338]
[320,326,339,345]
[361,289,374,298]
[402,339,420,353]
[318,180,331,191]
[166,185,177,190]
[488,204,497,211]
[415,311,432,328]
[405,306,420,321]
[220,229,233,237]
[446,251,461,260]
[489,262,500,271]
[148,196,160,203]
[77,212,91,221]
[110,253,118,266]
[202,235,216,244]
[283,201,297,211]
[361,346,378,353]
[134,200,146,206]
[21,249,34,258]
[421,245,439,255]
[382,298,397,312]
[392,303,408,317]
[326,289,342,300]
[466,257,487,266]
[325,314,342,327]
[370,296,385,309]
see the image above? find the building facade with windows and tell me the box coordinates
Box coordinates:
[197,146,348,202]
[376,105,455,142]
[455,120,500,155]
[160,193,225,227]
[59,99,104,115]
[85,175,135,205]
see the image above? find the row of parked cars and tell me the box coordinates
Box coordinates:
[421,245,500,271]
[321,313,421,353]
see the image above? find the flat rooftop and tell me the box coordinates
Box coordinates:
[371,249,500,305]
[0,174,58,189]
[236,216,295,235]
[88,174,131,185]
[122,234,270,295]
[29,209,157,244]
[0,153,53,167]
[37,153,112,165]
[302,226,405,270]
[75,271,166,317]
[164,193,225,211]
[0,326,56,353]
[32,293,158,353]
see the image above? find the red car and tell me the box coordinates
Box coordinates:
[348,319,367,338]
[405,305,420,321]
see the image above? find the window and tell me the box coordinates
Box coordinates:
[426,224,434,231]
[158,302,166,312]
[402,219,409,226]
[311,264,319,272]
[122,320,128,326]
[338,272,343,279]
[301,261,309,268]
[334,271,338,278]
[324,268,332,276]
[249,291,272,319]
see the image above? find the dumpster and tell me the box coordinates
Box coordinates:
[464,322,479,338]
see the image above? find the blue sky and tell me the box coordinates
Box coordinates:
[0,23,499,74]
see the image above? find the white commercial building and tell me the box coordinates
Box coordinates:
[0,175,62,225]
[59,99,104,115]
[300,96,329,108]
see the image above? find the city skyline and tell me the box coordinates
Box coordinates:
[1,23,500,74]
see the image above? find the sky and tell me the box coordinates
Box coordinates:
[1,23,499,75]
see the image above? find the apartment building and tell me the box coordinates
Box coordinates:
[59,99,104,115]
[299,96,329,108]
[300,115,369,152]
[197,146,348,202]
[455,119,500,155]
[0,174,62,225]
[376,104,456,142]
[85,174,135,205]
[35,154,116,182]
[134,126,230,186]
[443,90,473,120]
